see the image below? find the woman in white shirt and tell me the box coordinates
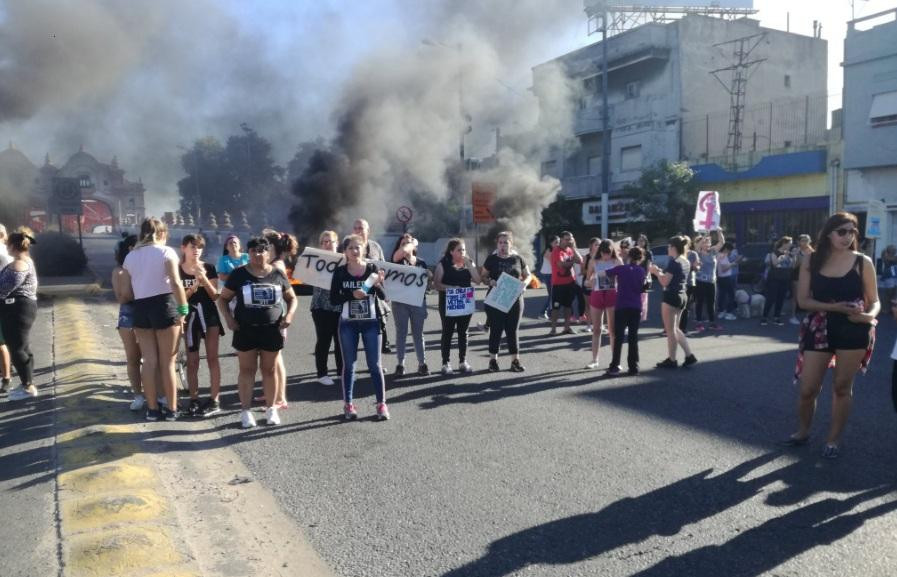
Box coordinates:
[121,217,189,421]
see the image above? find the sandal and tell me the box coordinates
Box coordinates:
[821,444,840,459]
[778,435,810,447]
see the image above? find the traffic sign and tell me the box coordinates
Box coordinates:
[396,205,413,224]
[51,178,82,215]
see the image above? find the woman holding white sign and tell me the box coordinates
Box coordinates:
[330,234,390,421]
[391,233,430,377]
[310,231,343,386]
[481,231,530,373]
[434,238,481,375]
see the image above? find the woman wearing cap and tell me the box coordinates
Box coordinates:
[217,234,249,284]
[121,218,189,420]
[1,227,40,401]
[218,236,297,429]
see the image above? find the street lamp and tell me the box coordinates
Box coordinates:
[177,144,202,226]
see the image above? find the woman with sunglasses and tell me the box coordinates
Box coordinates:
[761,236,795,326]
[330,234,389,420]
[784,212,878,458]
[217,234,249,284]
[585,239,621,369]
[218,237,297,429]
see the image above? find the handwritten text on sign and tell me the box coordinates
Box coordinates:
[293,247,428,307]
[693,190,721,232]
[483,272,526,313]
[445,287,476,317]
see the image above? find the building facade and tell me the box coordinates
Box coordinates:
[0,143,145,232]
[532,14,827,227]
[841,8,897,250]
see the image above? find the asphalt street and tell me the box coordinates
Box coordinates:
[184,287,897,577]
[5,234,897,577]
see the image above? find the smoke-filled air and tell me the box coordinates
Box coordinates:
[1,0,586,261]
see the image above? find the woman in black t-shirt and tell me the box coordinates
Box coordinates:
[330,234,390,421]
[481,231,530,372]
[434,238,482,374]
[218,237,296,429]
[648,235,696,369]
[179,234,223,417]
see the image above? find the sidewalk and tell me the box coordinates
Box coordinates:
[0,297,335,577]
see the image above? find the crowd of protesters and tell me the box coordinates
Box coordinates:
[1,208,888,459]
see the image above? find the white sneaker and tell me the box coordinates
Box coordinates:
[441,363,454,375]
[240,410,257,429]
[586,361,601,370]
[265,406,281,426]
[318,376,335,386]
[789,316,801,325]
[8,386,37,401]
[129,394,146,411]
[459,361,473,373]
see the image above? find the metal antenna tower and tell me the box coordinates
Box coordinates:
[709,32,767,170]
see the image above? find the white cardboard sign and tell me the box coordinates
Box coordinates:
[483,273,526,313]
[693,190,721,232]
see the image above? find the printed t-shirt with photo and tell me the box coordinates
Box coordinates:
[225,266,291,327]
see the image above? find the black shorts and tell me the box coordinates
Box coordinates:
[803,314,872,352]
[552,283,577,309]
[662,291,687,309]
[233,324,284,352]
[185,304,225,352]
[132,294,178,330]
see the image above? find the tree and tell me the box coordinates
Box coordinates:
[626,161,699,238]
[540,194,582,234]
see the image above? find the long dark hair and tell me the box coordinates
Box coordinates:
[115,233,138,266]
[442,238,464,264]
[392,233,415,262]
[809,212,859,275]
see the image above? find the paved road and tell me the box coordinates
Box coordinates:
[188,288,897,577]
[15,234,897,577]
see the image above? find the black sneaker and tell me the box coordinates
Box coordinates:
[774,317,784,326]
[417,363,430,376]
[605,365,621,376]
[200,398,221,417]
[394,365,405,377]
[760,318,769,326]
[488,359,500,372]
[161,407,179,421]
[509,359,525,373]
[656,358,678,369]
[683,354,698,367]
[187,398,201,417]
[381,342,393,354]
[145,408,162,422]
[627,366,640,376]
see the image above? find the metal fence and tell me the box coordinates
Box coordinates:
[681,93,831,168]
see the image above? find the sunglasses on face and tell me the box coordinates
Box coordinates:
[834,228,857,237]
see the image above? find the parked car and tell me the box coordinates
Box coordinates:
[735,242,773,287]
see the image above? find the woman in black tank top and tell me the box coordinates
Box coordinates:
[434,238,481,374]
[784,212,879,459]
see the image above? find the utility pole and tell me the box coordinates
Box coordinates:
[600,9,610,239]
[710,33,767,170]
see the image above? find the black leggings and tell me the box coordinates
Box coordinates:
[694,281,717,323]
[0,298,37,387]
[763,277,789,319]
[440,311,471,364]
[486,301,522,355]
[611,307,640,370]
[311,309,343,378]
[679,285,695,332]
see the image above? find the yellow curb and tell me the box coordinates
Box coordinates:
[61,490,166,533]
[57,424,137,444]
[58,441,142,469]
[66,526,184,577]
[59,462,158,495]
[56,410,136,429]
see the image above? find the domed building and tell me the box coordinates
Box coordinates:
[0,143,146,232]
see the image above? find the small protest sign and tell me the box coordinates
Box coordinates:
[445,287,476,317]
[693,190,721,232]
[483,273,526,313]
